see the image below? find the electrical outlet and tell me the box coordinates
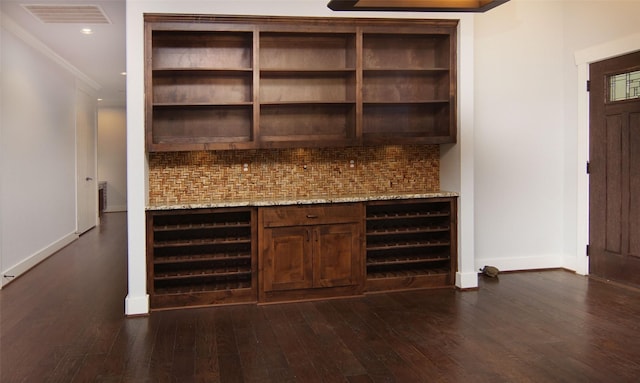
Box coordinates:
[349,159,355,169]
[243,163,249,172]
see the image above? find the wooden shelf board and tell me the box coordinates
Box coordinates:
[260,68,356,74]
[154,237,252,248]
[153,67,252,72]
[152,136,252,144]
[154,222,251,231]
[363,67,449,72]
[260,101,356,106]
[154,252,252,265]
[154,268,252,281]
[153,102,253,107]
[152,284,253,297]
[366,211,450,220]
[366,225,450,235]
[367,256,450,266]
[363,100,449,105]
[367,241,451,251]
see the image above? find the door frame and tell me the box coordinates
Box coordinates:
[574,33,640,275]
[75,84,99,234]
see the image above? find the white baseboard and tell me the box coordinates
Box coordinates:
[563,254,589,276]
[456,271,479,289]
[125,294,150,316]
[1,232,78,288]
[475,254,564,273]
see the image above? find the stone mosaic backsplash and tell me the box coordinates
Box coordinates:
[148,145,440,206]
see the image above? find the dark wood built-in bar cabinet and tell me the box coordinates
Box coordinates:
[147,198,457,310]
[145,14,459,311]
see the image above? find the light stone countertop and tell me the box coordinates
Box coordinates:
[147,191,459,211]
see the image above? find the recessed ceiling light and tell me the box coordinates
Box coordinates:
[97,98,103,101]
[81,28,93,35]
[120,72,127,76]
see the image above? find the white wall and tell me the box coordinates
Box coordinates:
[474,0,640,272]
[126,0,477,315]
[1,19,79,286]
[474,0,566,271]
[98,107,127,212]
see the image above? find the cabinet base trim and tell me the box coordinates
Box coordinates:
[151,288,257,310]
[259,285,362,304]
[366,273,450,292]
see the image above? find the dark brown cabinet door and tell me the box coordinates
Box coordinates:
[262,226,313,292]
[263,224,361,292]
[314,223,361,288]
[589,50,640,287]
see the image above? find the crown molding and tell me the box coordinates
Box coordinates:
[1,14,101,91]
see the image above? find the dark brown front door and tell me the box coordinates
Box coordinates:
[589,50,640,287]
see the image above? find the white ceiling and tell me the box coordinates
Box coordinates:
[2,0,126,106]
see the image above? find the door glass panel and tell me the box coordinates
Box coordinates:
[609,69,640,102]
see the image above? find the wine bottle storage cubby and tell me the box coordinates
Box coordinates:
[365,198,457,292]
[146,208,257,310]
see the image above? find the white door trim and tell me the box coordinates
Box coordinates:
[75,85,98,234]
[573,33,640,276]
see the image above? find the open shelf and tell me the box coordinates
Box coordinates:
[260,71,356,104]
[153,71,252,105]
[150,104,253,147]
[152,31,253,70]
[259,32,356,71]
[259,103,356,145]
[362,33,451,70]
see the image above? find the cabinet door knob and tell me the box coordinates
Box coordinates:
[85,177,93,181]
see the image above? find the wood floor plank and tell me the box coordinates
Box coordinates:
[193,310,221,382]
[3,213,640,382]
[214,308,244,383]
[262,305,323,383]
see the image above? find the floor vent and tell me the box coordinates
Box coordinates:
[22,4,111,24]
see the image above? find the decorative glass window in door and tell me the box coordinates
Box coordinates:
[609,69,640,102]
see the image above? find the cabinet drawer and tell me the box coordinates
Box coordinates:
[261,203,362,227]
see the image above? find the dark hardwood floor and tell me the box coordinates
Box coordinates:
[2,212,640,382]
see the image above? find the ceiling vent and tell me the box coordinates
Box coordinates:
[22,4,111,24]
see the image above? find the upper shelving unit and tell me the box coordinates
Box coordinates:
[145,15,457,151]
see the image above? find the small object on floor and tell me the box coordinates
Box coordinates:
[480,265,500,278]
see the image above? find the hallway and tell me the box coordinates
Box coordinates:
[1,213,640,382]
